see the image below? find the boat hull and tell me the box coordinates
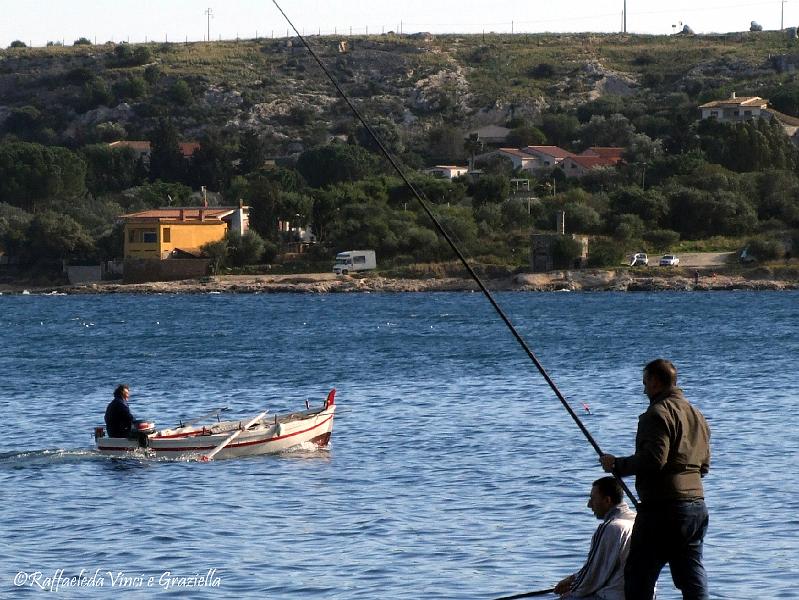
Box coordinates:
[96,400,335,460]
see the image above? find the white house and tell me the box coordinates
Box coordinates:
[465,125,511,145]
[699,92,768,122]
[423,165,470,179]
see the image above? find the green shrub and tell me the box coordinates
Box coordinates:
[745,238,784,261]
[551,235,582,269]
[643,229,680,251]
[587,238,625,267]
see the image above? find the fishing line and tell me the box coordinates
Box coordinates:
[270,0,638,510]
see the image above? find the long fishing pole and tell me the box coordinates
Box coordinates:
[270,1,637,509]
[493,588,555,599]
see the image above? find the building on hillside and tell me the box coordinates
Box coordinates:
[465,125,511,145]
[699,93,768,122]
[558,154,621,178]
[107,140,202,163]
[699,92,799,141]
[120,206,249,260]
[423,165,470,179]
[580,147,625,161]
[520,145,574,169]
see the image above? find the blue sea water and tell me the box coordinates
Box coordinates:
[0,290,797,599]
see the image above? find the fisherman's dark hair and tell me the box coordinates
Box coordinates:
[644,358,678,388]
[114,384,129,399]
[593,476,623,505]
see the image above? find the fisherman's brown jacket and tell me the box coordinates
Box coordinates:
[615,387,711,504]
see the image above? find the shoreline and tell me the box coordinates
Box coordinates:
[1,269,798,295]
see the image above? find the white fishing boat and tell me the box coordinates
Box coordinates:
[94,389,336,460]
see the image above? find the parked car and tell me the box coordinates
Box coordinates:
[739,247,756,264]
[630,252,648,266]
[659,254,680,266]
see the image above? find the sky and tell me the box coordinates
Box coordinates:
[0,0,793,48]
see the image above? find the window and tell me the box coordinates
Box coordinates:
[142,230,157,243]
[710,110,718,117]
[744,110,752,116]
[128,229,135,243]
[354,255,366,265]
[163,228,171,243]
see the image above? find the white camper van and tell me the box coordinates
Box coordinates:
[333,250,376,275]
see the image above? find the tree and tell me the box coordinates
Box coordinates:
[472,175,510,207]
[296,144,380,188]
[505,125,547,147]
[355,117,405,155]
[237,131,269,174]
[227,230,266,266]
[551,236,583,269]
[74,37,93,46]
[188,131,235,192]
[577,114,635,149]
[643,229,680,252]
[0,142,87,212]
[612,213,645,241]
[80,78,112,110]
[81,144,145,195]
[587,238,625,267]
[148,119,185,182]
[539,112,580,147]
[113,76,147,101]
[609,187,669,226]
[9,40,27,48]
[425,125,464,163]
[170,80,193,106]
[22,211,94,263]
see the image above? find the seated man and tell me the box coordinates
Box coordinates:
[105,384,135,438]
[554,477,636,600]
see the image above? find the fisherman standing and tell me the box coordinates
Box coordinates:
[105,384,135,438]
[600,359,711,600]
[554,477,636,599]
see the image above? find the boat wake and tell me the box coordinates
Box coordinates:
[0,448,108,467]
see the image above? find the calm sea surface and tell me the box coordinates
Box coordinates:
[0,291,797,599]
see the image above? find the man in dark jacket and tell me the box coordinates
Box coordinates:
[600,359,711,600]
[105,384,135,438]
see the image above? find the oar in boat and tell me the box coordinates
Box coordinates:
[178,407,230,428]
[200,411,267,461]
[492,587,555,599]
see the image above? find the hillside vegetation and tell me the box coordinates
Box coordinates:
[1,31,798,275]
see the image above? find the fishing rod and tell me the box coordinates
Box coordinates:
[270,1,638,510]
[493,588,555,599]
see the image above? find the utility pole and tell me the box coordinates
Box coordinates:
[782,0,788,30]
[205,8,214,42]
[623,0,627,33]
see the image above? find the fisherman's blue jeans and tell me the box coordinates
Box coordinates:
[624,498,709,600]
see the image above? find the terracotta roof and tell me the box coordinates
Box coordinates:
[563,155,622,168]
[699,96,768,109]
[581,147,625,159]
[521,145,574,159]
[179,142,201,157]
[108,140,151,151]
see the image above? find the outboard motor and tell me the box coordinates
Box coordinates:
[134,421,156,447]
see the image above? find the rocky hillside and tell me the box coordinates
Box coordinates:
[1,30,798,153]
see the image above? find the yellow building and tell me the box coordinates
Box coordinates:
[121,207,249,259]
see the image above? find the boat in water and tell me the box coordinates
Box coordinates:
[94,389,336,460]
